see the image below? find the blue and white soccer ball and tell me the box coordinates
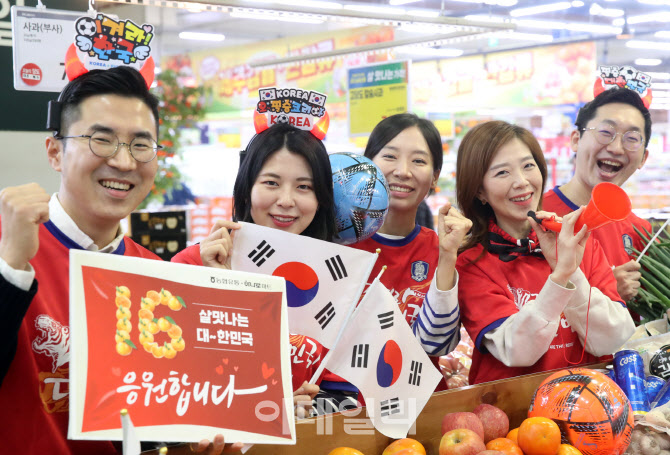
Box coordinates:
[330,152,389,245]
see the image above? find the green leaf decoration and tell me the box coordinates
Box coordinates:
[176,296,186,308]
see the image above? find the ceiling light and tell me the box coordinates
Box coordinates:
[652,91,670,97]
[652,82,670,89]
[399,23,451,33]
[626,40,670,51]
[510,2,572,17]
[499,32,554,42]
[517,18,621,33]
[637,0,670,4]
[407,9,441,17]
[450,0,517,4]
[396,46,464,57]
[571,0,584,5]
[179,31,225,41]
[627,11,670,24]
[655,31,670,38]
[389,0,422,4]
[343,4,407,15]
[589,3,624,16]
[635,58,662,66]
[241,0,343,8]
[230,10,325,24]
[646,72,670,80]
[463,15,508,23]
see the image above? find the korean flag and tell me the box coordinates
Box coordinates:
[308,90,327,107]
[231,222,377,348]
[325,278,443,439]
[259,87,277,101]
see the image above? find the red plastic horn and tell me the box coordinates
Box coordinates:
[64,43,155,88]
[538,182,631,233]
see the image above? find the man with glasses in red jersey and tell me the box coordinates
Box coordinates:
[0,67,236,454]
[543,87,652,303]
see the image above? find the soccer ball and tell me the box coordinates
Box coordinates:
[276,113,289,124]
[529,368,634,455]
[330,152,389,245]
[75,17,97,37]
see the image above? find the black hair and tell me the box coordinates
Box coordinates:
[233,123,336,241]
[575,87,652,148]
[53,66,160,136]
[363,113,443,172]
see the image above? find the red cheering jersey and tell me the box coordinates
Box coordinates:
[0,221,160,455]
[457,235,622,385]
[543,186,651,267]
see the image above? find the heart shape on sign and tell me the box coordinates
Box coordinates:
[262,362,275,379]
[222,358,229,365]
[215,365,224,375]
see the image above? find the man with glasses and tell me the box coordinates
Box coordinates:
[0,67,232,454]
[543,87,652,302]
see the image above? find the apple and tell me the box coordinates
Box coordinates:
[478,451,505,455]
[473,404,509,443]
[441,411,485,441]
[439,429,486,455]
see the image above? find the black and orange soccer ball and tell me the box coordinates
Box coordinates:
[528,368,634,455]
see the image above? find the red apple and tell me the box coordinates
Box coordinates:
[441,411,485,441]
[472,404,509,443]
[439,429,486,455]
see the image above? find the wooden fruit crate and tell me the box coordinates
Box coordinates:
[143,362,607,455]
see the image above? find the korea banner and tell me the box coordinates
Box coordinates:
[231,222,377,349]
[69,250,295,445]
[326,277,443,439]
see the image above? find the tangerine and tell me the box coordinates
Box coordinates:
[486,438,523,455]
[557,444,583,455]
[167,325,182,339]
[171,337,185,352]
[115,329,130,343]
[327,448,364,455]
[140,297,156,311]
[146,290,161,305]
[168,296,182,311]
[116,318,132,332]
[116,306,131,320]
[115,295,131,308]
[160,289,172,305]
[506,428,519,445]
[382,438,426,455]
[116,286,130,298]
[138,308,154,320]
[518,417,561,455]
[158,317,171,332]
[116,341,132,356]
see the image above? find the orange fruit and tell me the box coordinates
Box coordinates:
[168,296,182,311]
[116,306,131,320]
[143,341,157,353]
[167,325,182,339]
[115,329,130,343]
[486,438,523,455]
[116,286,130,298]
[327,448,364,455]
[115,295,131,308]
[139,330,154,346]
[140,297,156,311]
[171,337,185,352]
[116,341,132,356]
[138,308,154,320]
[506,428,519,445]
[517,417,561,455]
[163,343,177,359]
[557,444,583,455]
[146,290,161,304]
[151,344,165,359]
[158,317,171,332]
[116,318,132,332]
[382,438,426,455]
[160,289,172,305]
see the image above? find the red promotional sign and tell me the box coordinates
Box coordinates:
[69,251,294,444]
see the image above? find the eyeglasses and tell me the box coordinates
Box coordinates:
[582,123,644,152]
[55,130,162,163]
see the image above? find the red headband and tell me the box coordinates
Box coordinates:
[594,65,653,108]
[64,43,155,88]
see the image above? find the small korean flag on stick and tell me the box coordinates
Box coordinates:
[322,270,443,439]
[308,90,327,107]
[231,222,378,349]
[259,87,277,101]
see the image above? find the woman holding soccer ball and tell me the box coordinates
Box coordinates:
[317,113,471,404]
[454,120,635,385]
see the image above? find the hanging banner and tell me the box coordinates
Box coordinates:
[411,42,596,111]
[348,60,409,136]
[68,250,295,445]
[163,26,394,119]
